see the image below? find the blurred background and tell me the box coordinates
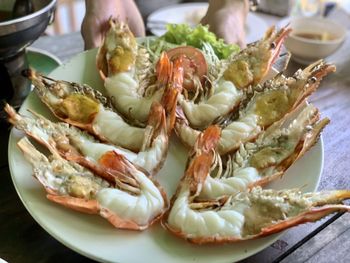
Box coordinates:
[45,0,350,35]
[46,0,195,35]
[45,0,84,35]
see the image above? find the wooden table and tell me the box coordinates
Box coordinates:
[1,13,350,263]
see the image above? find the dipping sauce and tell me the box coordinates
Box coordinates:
[294,32,335,41]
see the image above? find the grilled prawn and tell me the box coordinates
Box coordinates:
[5,103,168,176]
[177,26,291,129]
[176,60,336,155]
[199,104,329,199]
[18,137,168,230]
[26,69,147,151]
[163,126,350,244]
[97,19,172,124]
[26,56,180,152]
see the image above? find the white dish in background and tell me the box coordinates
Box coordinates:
[147,2,269,44]
[8,47,323,263]
[280,17,346,64]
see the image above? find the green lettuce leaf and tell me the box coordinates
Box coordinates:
[160,24,240,59]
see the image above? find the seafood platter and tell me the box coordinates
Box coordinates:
[7,20,350,262]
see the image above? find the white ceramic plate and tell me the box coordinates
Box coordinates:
[8,49,323,263]
[147,2,269,44]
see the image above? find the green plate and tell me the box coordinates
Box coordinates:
[26,47,62,75]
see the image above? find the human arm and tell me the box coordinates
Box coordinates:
[200,0,249,48]
[81,0,145,50]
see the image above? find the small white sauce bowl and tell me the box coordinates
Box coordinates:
[284,17,347,64]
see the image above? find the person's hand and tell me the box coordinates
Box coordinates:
[201,0,249,48]
[82,0,145,50]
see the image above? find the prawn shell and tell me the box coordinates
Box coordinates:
[96,43,108,81]
[47,195,100,214]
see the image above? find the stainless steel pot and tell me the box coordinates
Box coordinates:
[0,0,56,118]
[0,0,56,59]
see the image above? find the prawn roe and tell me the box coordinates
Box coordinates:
[61,94,99,123]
